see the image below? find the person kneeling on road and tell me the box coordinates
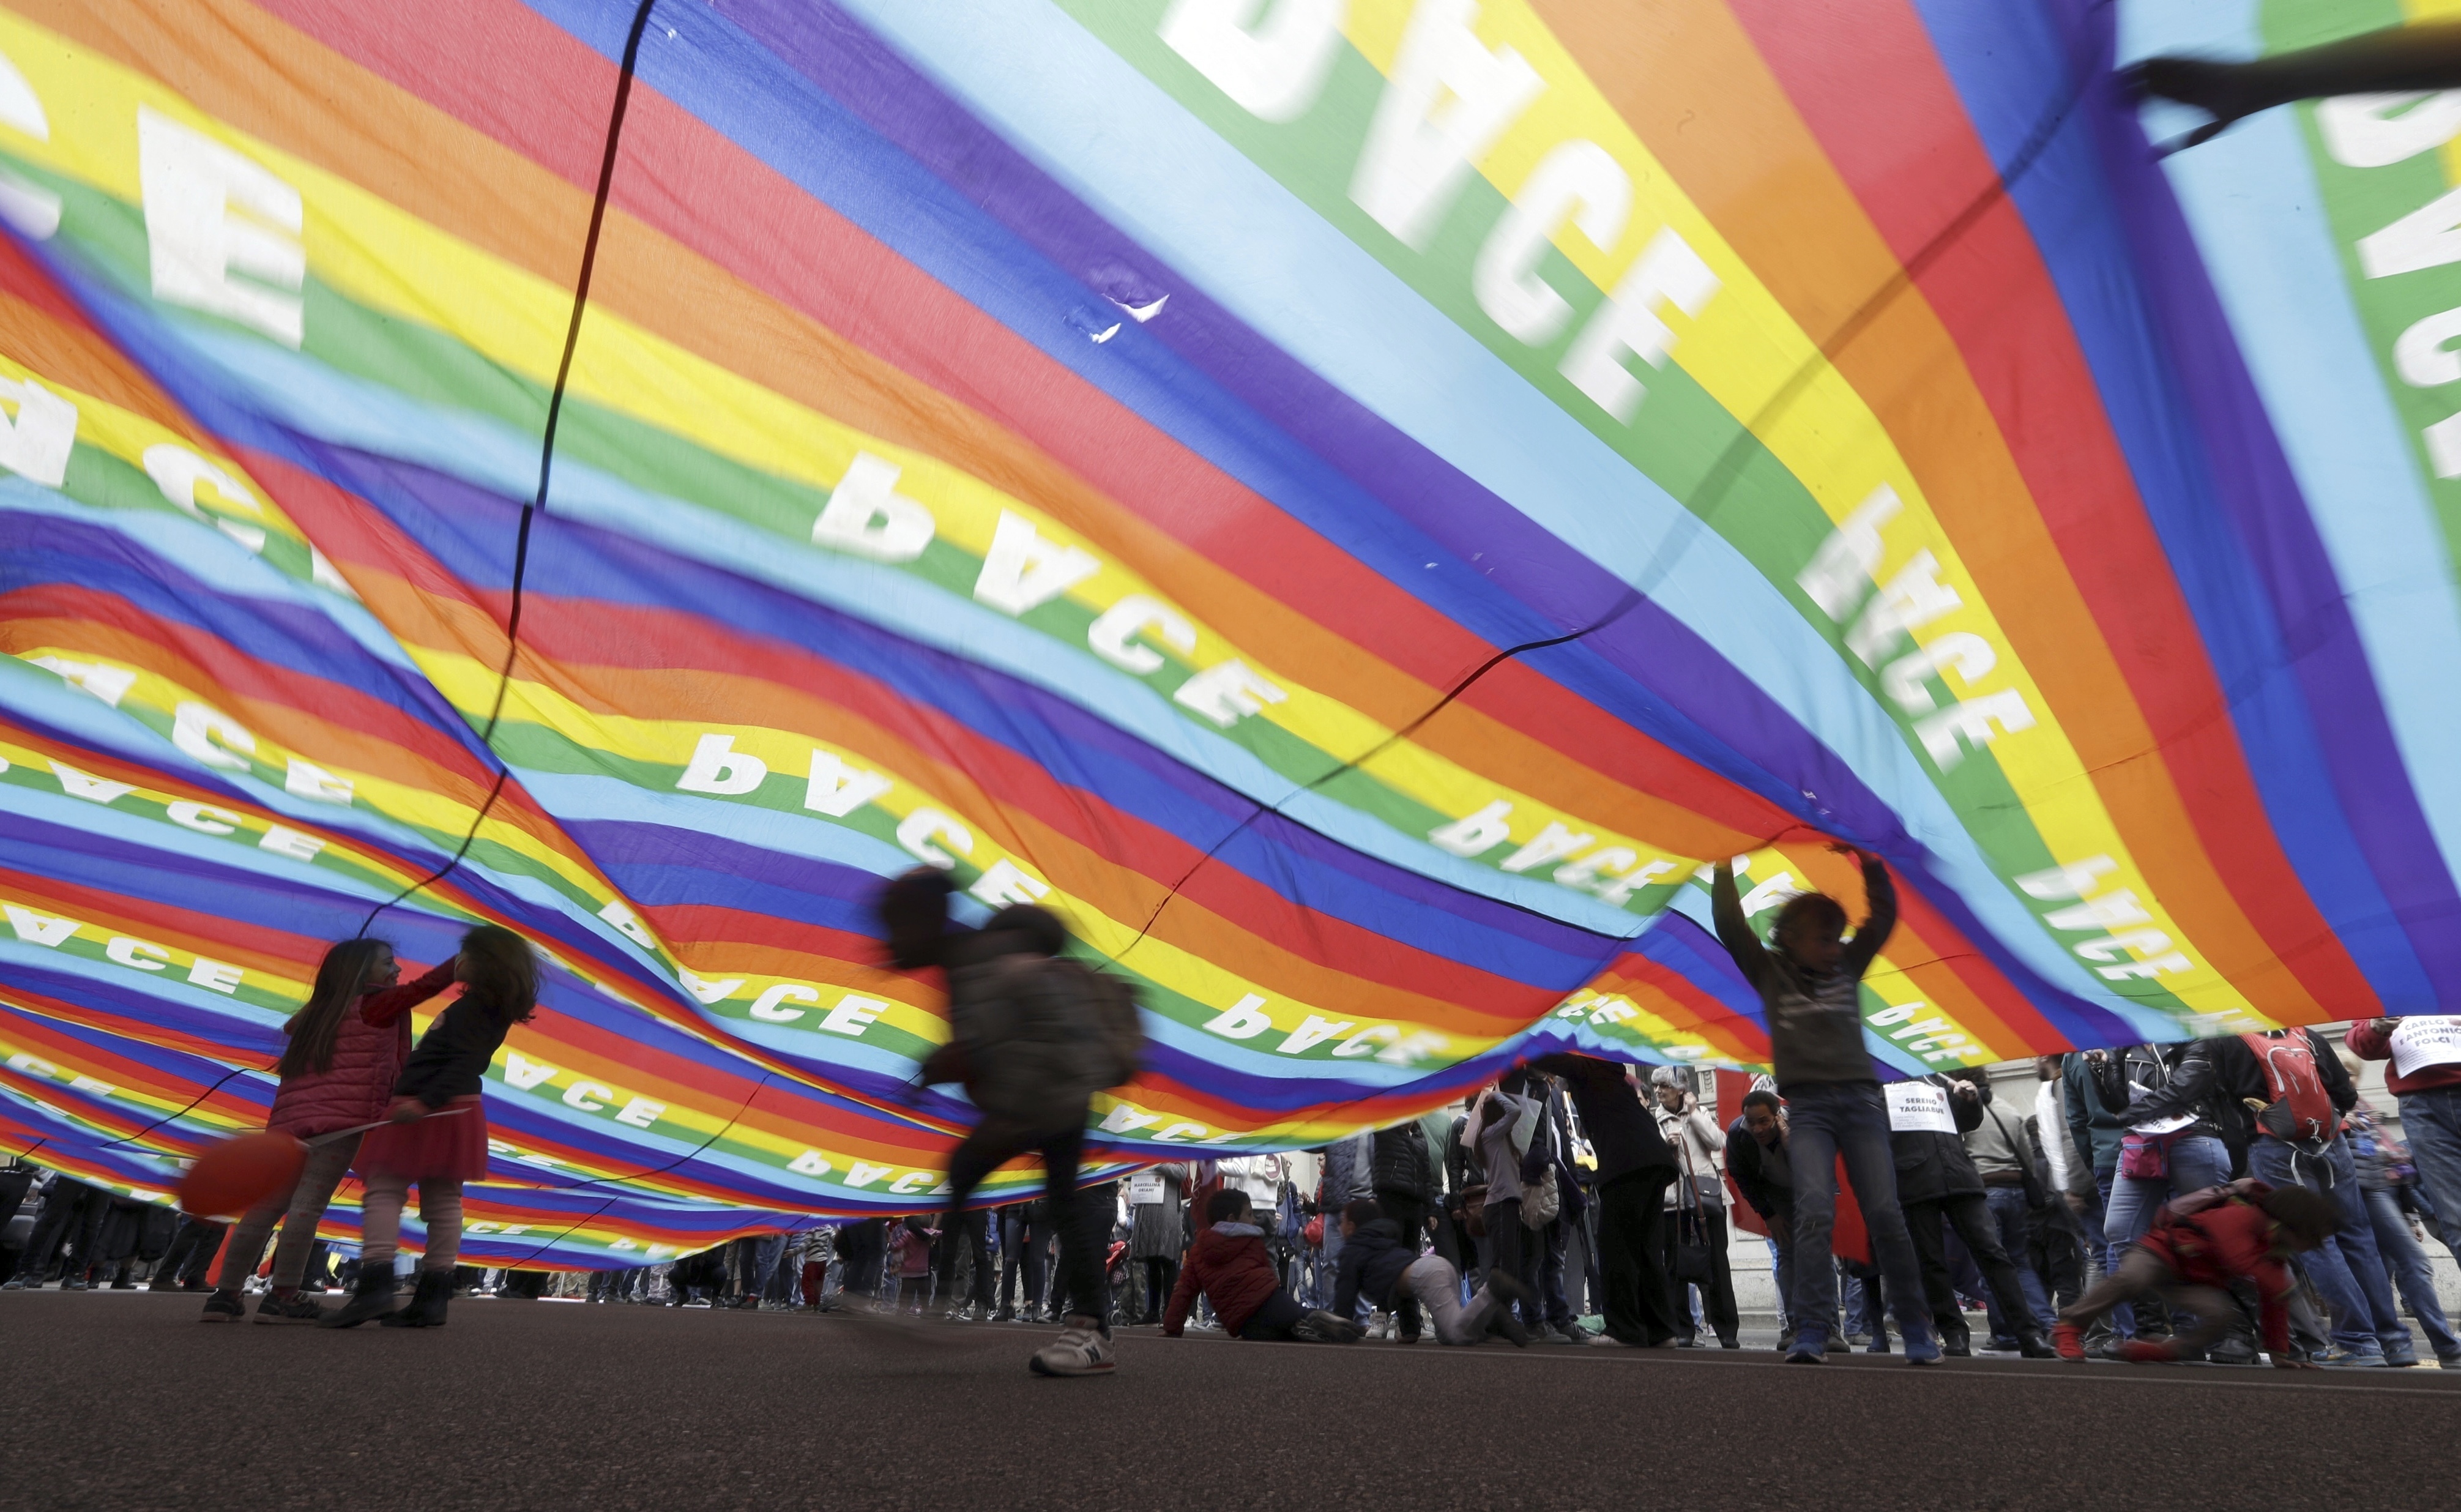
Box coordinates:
[2052,1179,2336,1368]
[1334,1197,1531,1347]
[1164,1190,1361,1343]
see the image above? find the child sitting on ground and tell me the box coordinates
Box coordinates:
[1163,1190,1360,1343]
[1333,1198,1530,1347]
[2052,1178,2336,1367]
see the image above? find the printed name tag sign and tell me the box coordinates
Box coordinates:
[2391,1018,2461,1079]
[1885,1082,1956,1134]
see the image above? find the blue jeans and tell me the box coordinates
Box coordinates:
[1780,1082,1937,1357]
[1983,1185,2057,1330]
[751,1234,788,1297]
[1766,1232,1795,1338]
[1316,1216,1348,1314]
[2399,1087,2461,1263]
[2364,1185,2459,1358]
[2101,1134,2230,1338]
[2090,1168,2132,1336]
[2247,1136,2402,1357]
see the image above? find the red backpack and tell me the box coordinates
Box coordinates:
[2238,1033,2334,1146]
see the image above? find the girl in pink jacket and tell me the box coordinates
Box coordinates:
[202,937,456,1324]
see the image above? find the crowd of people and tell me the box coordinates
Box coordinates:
[6,855,2459,1380]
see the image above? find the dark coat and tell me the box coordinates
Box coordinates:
[1331,1218,1417,1317]
[1526,1053,1676,1185]
[1890,1074,1987,1205]
[2099,1030,2355,1153]
[1724,1116,1793,1223]
[1371,1123,1434,1202]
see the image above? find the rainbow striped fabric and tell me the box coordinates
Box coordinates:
[0,0,2450,1264]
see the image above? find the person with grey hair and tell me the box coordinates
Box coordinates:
[1653,1068,1738,1348]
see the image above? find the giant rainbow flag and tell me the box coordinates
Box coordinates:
[1,0,2453,1265]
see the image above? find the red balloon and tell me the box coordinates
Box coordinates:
[179,1130,307,1219]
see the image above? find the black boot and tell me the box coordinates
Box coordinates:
[381,1270,451,1328]
[321,1268,400,1328]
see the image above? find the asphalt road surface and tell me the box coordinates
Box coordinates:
[7,1290,2457,1511]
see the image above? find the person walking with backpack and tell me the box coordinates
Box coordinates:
[2099,1029,2411,1365]
[881,870,1142,1378]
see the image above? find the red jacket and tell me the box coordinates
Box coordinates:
[2138,1192,2295,1355]
[267,963,452,1137]
[1163,1223,1281,1338]
[2347,1018,2461,1098]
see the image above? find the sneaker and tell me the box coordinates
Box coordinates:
[2205,1338,2258,1366]
[1293,1309,1363,1344]
[255,1292,329,1325]
[2119,1339,2177,1364]
[1866,1338,1893,1355]
[1784,1346,1826,1364]
[1907,1351,1942,1367]
[1823,1336,1848,1354]
[2318,1347,2387,1368]
[2437,1352,2461,1371]
[2383,1341,2421,1368]
[1030,1317,1117,1376]
[2050,1322,2086,1361]
[1587,1333,1633,1347]
[198,1289,246,1323]
[0,1278,25,1291]
[1552,1322,1593,1345]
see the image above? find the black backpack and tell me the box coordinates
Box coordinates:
[946,952,1144,1129]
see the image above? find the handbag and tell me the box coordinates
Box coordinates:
[1520,1165,1561,1229]
[2118,1128,2181,1180]
[1672,1207,1711,1283]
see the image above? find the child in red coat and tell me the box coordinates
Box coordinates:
[1163,1189,1358,1343]
[2052,1179,2337,1366]
[324,925,537,1330]
[202,937,450,1325]
[890,1218,936,1314]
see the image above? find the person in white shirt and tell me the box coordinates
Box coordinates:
[1651,1068,1738,1348]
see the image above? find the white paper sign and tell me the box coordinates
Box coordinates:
[2391,1017,2461,1079]
[2128,1114,2195,1135]
[1127,1171,1167,1205]
[1885,1082,1957,1134]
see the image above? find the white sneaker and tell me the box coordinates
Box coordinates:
[1030,1316,1117,1376]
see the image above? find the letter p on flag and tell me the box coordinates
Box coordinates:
[675,734,767,795]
